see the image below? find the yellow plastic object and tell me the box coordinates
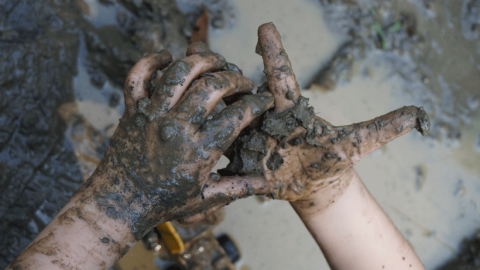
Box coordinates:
[156,221,185,254]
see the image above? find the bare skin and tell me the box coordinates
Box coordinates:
[6,44,274,270]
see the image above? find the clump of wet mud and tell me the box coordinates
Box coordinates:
[437,228,480,270]
[0,0,199,267]
[222,92,320,176]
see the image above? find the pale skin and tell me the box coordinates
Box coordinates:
[7,24,427,270]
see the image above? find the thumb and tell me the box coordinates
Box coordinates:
[179,174,270,224]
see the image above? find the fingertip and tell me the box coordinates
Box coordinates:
[258,22,277,36]
[123,51,173,117]
[186,41,210,56]
[255,23,300,113]
[155,49,173,63]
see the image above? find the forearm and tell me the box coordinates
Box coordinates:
[291,171,424,270]
[6,174,139,270]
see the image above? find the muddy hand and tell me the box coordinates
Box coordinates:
[87,44,274,239]
[228,23,430,212]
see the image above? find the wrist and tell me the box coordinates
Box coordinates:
[82,166,170,241]
[291,169,354,220]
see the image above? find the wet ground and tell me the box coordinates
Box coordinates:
[0,0,191,267]
[0,0,479,269]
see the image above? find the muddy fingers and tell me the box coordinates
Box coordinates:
[203,174,271,199]
[179,175,271,224]
[171,71,254,129]
[150,52,226,111]
[186,41,211,56]
[86,45,279,240]
[257,23,301,112]
[186,41,243,74]
[124,50,172,117]
[199,92,274,151]
[336,106,430,162]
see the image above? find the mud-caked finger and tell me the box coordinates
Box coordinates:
[186,42,243,74]
[150,52,226,112]
[331,106,430,164]
[186,41,211,56]
[172,71,254,128]
[203,174,271,202]
[257,23,301,113]
[198,92,274,151]
[124,50,172,117]
[179,174,271,224]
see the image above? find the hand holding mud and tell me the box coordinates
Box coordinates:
[222,23,430,216]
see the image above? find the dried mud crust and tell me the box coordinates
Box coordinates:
[0,0,193,267]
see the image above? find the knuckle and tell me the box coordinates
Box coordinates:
[199,76,229,91]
